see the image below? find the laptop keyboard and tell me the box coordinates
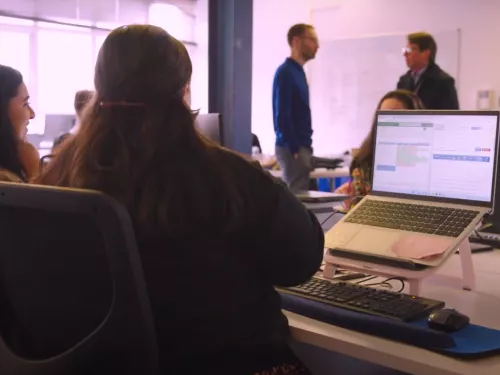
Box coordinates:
[344,200,479,237]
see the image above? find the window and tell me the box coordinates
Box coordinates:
[37,30,94,114]
[148,2,205,110]
[148,3,193,42]
[0,31,30,84]
[95,34,108,63]
[0,4,201,140]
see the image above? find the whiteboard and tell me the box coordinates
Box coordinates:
[307,30,460,155]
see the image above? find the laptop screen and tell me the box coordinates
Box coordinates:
[372,111,499,205]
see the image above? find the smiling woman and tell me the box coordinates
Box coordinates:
[0,64,40,181]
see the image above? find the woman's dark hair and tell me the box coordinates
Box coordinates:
[52,133,72,150]
[350,90,425,174]
[0,65,26,180]
[36,25,248,236]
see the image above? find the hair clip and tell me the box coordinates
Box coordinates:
[99,101,145,108]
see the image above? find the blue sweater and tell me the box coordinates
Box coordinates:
[272,58,313,154]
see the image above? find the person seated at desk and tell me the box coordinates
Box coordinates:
[52,89,94,154]
[336,90,424,209]
[0,65,39,182]
[35,25,324,375]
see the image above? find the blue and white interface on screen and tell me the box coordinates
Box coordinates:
[372,113,498,202]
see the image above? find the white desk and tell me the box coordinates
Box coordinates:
[286,251,500,375]
[270,167,350,179]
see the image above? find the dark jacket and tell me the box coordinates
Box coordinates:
[397,62,459,110]
[137,148,324,374]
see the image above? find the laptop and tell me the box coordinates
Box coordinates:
[296,190,349,203]
[325,110,500,269]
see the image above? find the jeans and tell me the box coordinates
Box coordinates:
[275,146,344,193]
[275,146,313,193]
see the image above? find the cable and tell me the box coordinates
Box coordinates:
[362,276,406,293]
[320,210,344,226]
[347,195,364,211]
[473,216,493,239]
[355,275,377,284]
[474,229,484,240]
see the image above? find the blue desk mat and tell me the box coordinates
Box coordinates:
[280,292,500,359]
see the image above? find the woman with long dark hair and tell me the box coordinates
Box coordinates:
[0,65,39,181]
[36,25,323,374]
[336,90,425,208]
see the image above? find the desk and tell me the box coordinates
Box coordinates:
[251,154,277,169]
[270,167,350,180]
[286,251,500,375]
[303,201,338,214]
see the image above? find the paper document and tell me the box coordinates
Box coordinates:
[391,235,453,260]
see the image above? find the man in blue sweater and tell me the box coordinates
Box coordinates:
[273,23,319,192]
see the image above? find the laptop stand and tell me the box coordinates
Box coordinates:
[322,238,475,296]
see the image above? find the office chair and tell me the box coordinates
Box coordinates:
[39,154,54,168]
[0,183,160,374]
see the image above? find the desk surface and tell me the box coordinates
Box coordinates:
[271,167,350,179]
[286,251,500,375]
[252,154,277,169]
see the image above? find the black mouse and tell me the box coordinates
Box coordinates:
[428,308,470,333]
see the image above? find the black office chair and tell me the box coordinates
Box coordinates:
[39,154,54,168]
[0,183,160,374]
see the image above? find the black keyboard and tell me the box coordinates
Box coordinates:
[277,277,445,322]
[470,231,500,248]
[344,200,479,237]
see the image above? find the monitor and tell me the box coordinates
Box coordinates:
[44,114,75,142]
[195,113,222,145]
[372,110,499,206]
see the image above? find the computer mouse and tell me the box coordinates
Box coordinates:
[427,308,470,333]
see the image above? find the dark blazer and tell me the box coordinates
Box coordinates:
[397,62,459,110]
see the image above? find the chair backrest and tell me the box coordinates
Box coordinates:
[0,183,159,375]
[195,113,223,145]
[39,154,54,169]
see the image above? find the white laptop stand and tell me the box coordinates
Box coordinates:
[322,237,475,296]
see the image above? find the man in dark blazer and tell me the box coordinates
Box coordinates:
[397,32,459,110]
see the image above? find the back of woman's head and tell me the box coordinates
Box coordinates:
[351,90,425,173]
[378,90,425,111]
[37,25,247,236]
[95,25,191,104]
[0,65,26,179]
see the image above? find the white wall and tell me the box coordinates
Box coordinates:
[253,0,500,154]
[252,0,309,154]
